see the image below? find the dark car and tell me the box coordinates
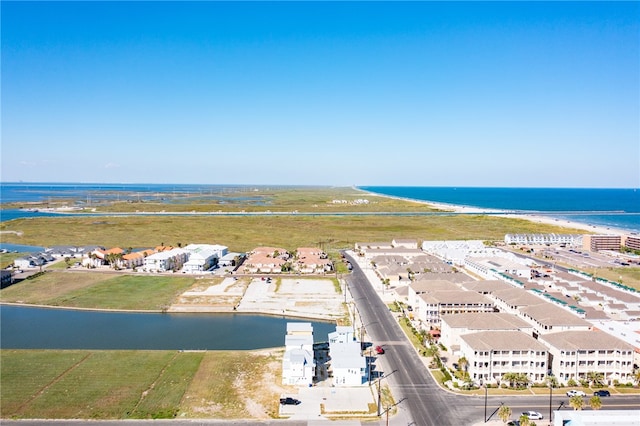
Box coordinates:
[279,397,301,405]
[593,390,611,397]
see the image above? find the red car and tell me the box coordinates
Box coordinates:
[375,345,385,354]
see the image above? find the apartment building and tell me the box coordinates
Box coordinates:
[460,330,549,385]
[623,235,640,251]
[583,235,622,252]
[416,290,494,327]
[539,330,635,386]
[504,233,582,246]
[440,312,534,355]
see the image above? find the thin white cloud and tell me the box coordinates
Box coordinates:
[104,162,120,169]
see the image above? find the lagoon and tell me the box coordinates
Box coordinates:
[0,305,335,350]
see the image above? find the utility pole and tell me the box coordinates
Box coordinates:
[377,376,381,416]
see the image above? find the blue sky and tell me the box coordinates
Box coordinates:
[2,1,638,187]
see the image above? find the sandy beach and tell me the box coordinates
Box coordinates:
[361,189,633,237]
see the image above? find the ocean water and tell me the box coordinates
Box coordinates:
[360,187,640,233]
[2,183,638,232]
[0,182,268,204]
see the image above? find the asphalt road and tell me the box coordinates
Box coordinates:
[343,252,640,426]
[344,252,481,425]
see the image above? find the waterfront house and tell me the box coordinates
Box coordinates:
[282,323,315,386]
[143,248,188,272]
[328,326,367,386]
[182,243,228,273]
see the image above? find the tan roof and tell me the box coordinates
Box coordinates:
[410,280,460,293]
[461,331,548,352]
[520,304,592,328]
[540,330,635,351]
[441,312,531,330]
[415,272,469,283]
[420,290,493,305]
[461,280,513,293]
[492,287,544,307]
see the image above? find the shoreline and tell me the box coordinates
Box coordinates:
[0,301,339,322]
[356,187,633,237]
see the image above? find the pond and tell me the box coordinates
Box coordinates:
[0,305,336,350]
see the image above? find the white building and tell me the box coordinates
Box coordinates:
[460,330,549,385]
[553,409,640,426]
[464,256,531,281]
[282,323,315,386]
[328,326,367,386]
[504,233,582,247]
[440,312,533,356]
[539,330,636,386]
[416,290,494,327]
[143,248,188,272]
[182,244,228,273]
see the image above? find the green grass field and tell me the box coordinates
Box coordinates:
[0,272,195,310]
[0,349,282,420]
[0,214,580,255]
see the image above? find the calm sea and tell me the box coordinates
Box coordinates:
[360,187,640,233]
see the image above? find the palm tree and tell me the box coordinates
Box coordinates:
[633,369,640,386]
[590,395,602,410]
[519,415,531,426]
[458,356,469,374]
[587,371,605,388]
[497,404,512,423]
[569,395,584,410]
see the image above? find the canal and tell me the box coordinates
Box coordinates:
[0,305,336,350]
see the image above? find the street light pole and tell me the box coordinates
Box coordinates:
[549,378,553,425]
[484,383,488,423]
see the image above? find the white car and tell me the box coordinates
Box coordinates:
[522,411,543,420]
[566,390,586,397]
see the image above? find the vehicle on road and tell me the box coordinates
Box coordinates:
[594,390,611,397]
[279,397,301,405]
[566,390,586,397]
[521,411,543,420]
[375,345,385,354]
[507,421,520,426]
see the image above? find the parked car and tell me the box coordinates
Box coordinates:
[594,390,611,397]
[521,411,543,420]
[566,390,586,397]
[279,397,301,405]
[507,421,520,426]
[375,345,385,354]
